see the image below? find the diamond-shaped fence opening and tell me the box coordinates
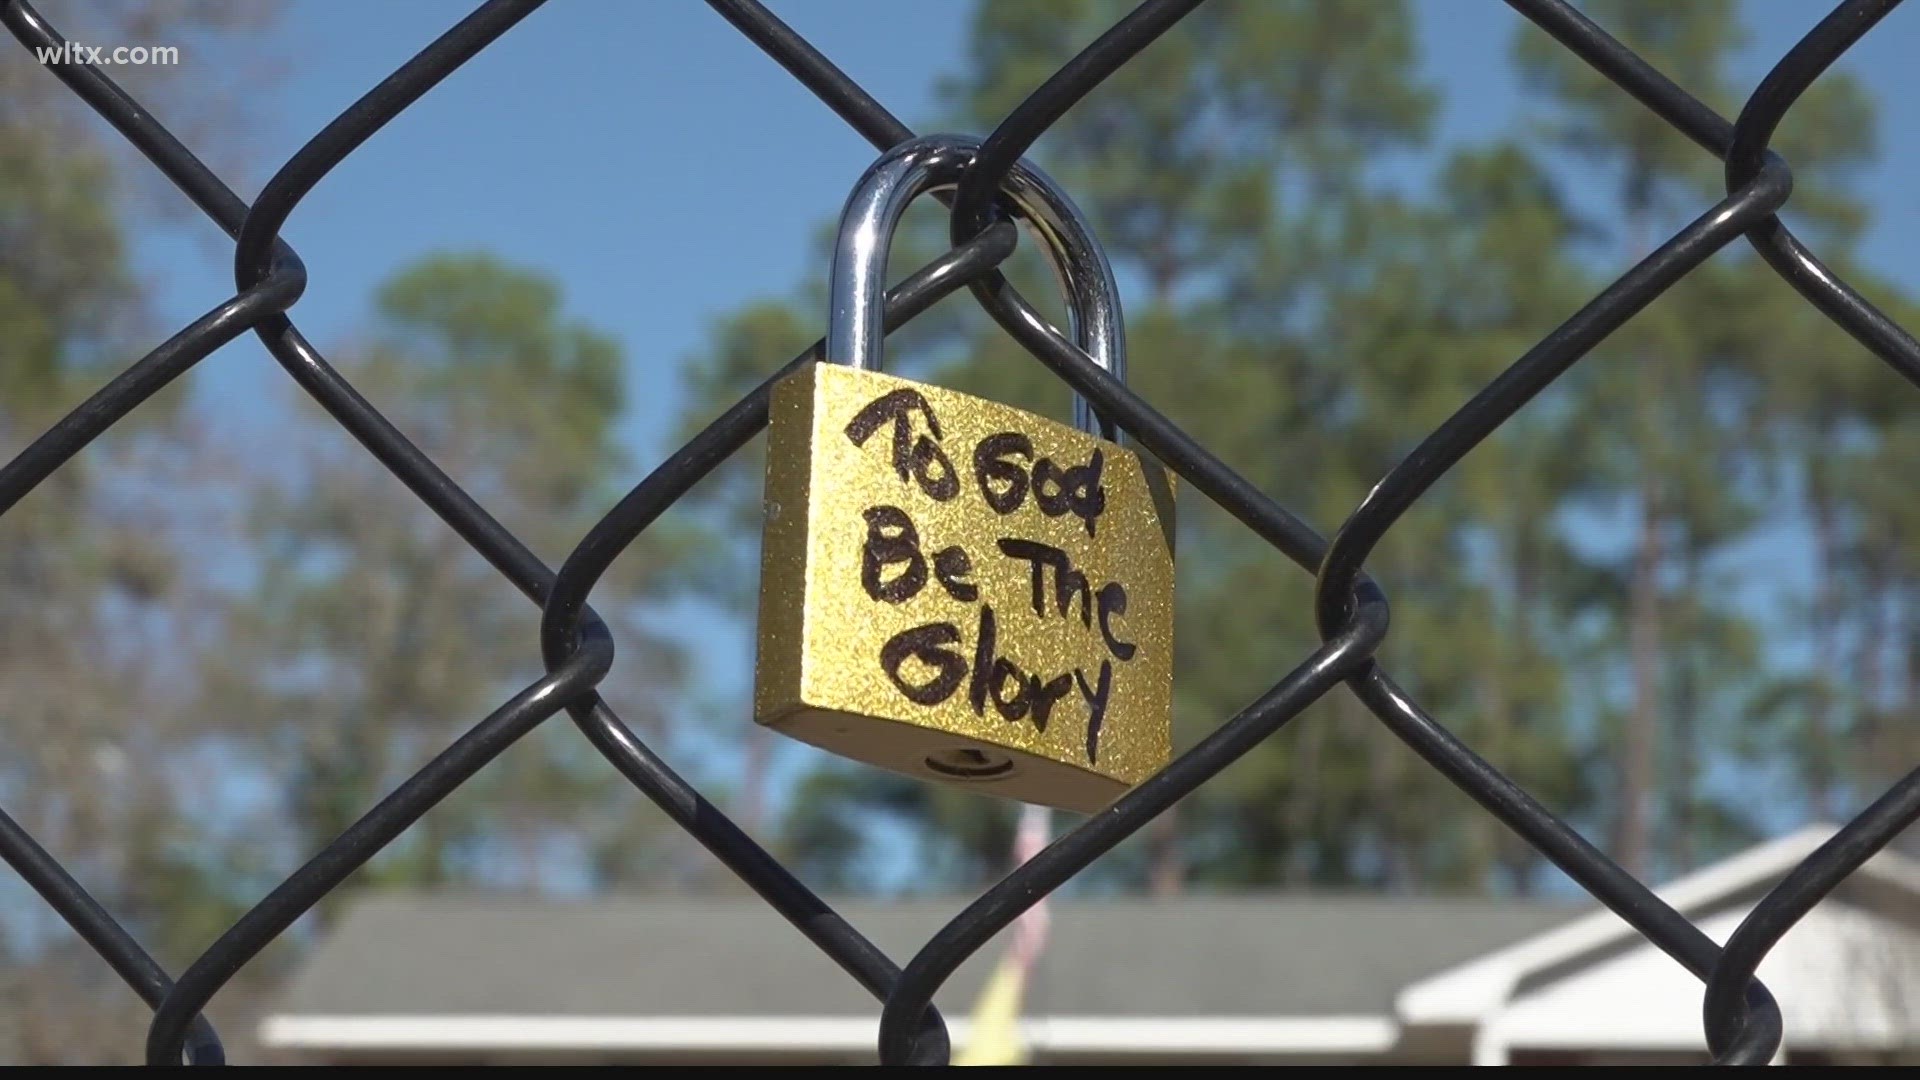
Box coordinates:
[2,0,1917,1065]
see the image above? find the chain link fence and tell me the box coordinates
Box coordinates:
[2,0,1917,1065]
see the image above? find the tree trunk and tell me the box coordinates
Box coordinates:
[1670,541,1702,873]
[1853,558,1891,791]
[1499,512,1542,894]
[1618,463,1661,878]
[1897,594,1920,860]
[1807,470,1841,821]
[1281,703,1327,889]
[1615,190,1660,880]
[1371,721,1413,892]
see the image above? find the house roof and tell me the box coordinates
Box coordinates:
[263,826,1920,1059]
[272,893,1576,1023]
[1398,823,1920,1031]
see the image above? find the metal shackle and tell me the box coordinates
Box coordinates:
[825,133,1125,436]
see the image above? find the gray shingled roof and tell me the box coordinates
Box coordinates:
[274,894,1578,1021]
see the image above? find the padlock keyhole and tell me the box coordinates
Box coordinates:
[923,746,1014,780]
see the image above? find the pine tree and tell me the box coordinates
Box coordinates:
[208,254,682,908]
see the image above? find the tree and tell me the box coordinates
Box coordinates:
[208,253,682,910]
[0,1,280,1062]
[1317,144,1601,891]
[673,1,1591,895]
[1513,0,1890,875]
[940,0,1436,894]
[672,0,1916,897]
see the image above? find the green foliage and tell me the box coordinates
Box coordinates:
[668,0,1918,896]
[1508,0,1892,876]
[0,2,287,1061]
[215,253,682,908]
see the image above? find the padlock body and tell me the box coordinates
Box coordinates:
[754,362,1174,814]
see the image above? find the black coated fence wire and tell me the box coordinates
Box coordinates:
[1,0,1917,1065]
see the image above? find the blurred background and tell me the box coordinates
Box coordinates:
[4,0,1920,1064]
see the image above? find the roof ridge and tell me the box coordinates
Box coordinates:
[329,891,1585,908]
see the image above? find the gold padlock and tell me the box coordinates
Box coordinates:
[753,134,1174,814]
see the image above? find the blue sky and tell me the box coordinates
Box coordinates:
[128,1,1918,454]
[95,1,1920,849]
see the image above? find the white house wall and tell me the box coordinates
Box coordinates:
[1484,902,1920,1061]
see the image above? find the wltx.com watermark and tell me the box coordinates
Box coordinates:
[35,41,180,66]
